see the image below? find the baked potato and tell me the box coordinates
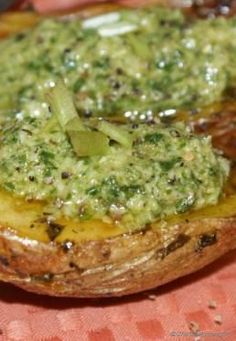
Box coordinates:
[0,1,236,298]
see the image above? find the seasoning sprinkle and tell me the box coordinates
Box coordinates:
[188,321,200,334]
[208,300,217,309]
[214,314,222,325]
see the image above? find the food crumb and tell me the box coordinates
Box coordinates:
[208,300,217,309]
[214,314,222,325]
[188,320,200,334]
[194,336,201,341]
[148,294,156,301]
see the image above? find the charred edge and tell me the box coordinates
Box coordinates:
[101,247,111,259]
[69,262,84,274]
[195,232,217,252]
[157,233,191,260]
[31,272,54,283]
[46,221,64,241]
[0,255,9,267]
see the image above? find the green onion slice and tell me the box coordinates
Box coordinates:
[97,120,133,148]
[47,80,109,156]
[68,130,109,157]
[47,80,85,132]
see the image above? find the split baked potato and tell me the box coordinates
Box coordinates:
[0,1,236,297]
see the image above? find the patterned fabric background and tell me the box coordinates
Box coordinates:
[0,250,235,340]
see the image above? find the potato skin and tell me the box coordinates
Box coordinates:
[0,217,235,297]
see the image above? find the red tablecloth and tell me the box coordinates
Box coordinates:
[0,250,235,340]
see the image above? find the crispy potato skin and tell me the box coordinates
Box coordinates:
[0,218,236,297]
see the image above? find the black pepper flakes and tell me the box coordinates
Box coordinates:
[15,33,26,41]
[111,80,121,90]
[28,175,35,182]
[64,48,72,54]
[167,176,176,185]
[21,128,32,136]
[61,171,71,179]
[170,129,181,137]
[83,110,93,118]
[116,67,124,75]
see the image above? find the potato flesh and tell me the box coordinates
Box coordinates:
[0,188,235,244]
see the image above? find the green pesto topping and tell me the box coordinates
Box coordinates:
[0,6,232,230]
[0,7,236,118]
[0,103,229,230]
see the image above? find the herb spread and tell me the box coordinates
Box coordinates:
[0,7,236,117]
[0,104,229,229]
[0,7,232,230]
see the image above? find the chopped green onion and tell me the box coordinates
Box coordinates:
[97,120,133,148]
[47,80,110,156]
[65,117,87,132]
[68,130,109,157]
[47,81,132,156]
[47,80,85,132]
